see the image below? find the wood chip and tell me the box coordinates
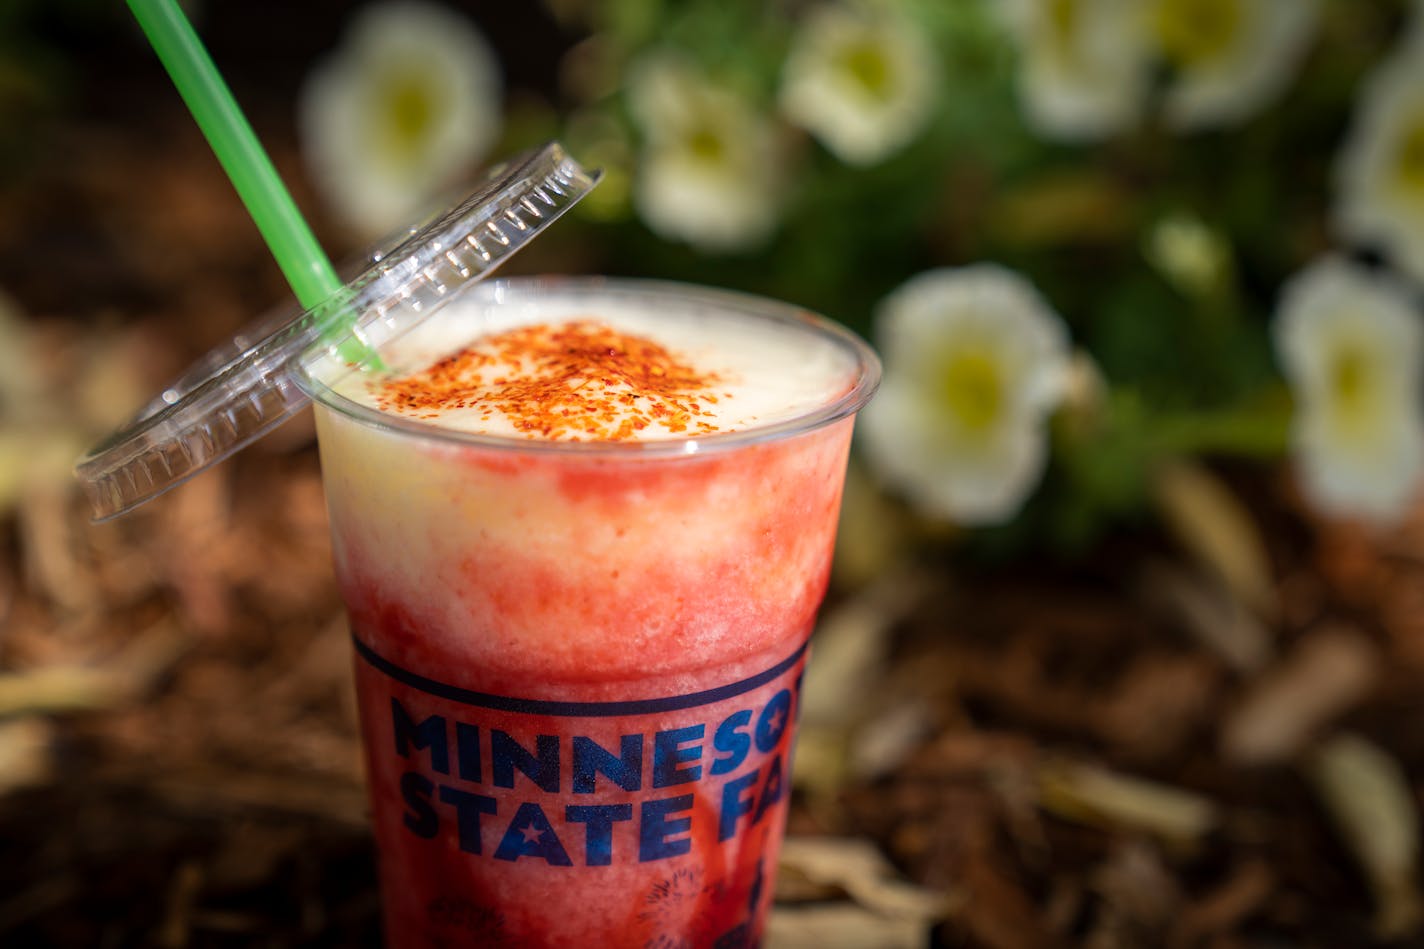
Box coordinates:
[1139,562,1273,674]
[1174,859,1274,943]
[18,446,96,614]
[766,903,931,949]
[1221,626,1378,766]
[1037,759,1217,847]
[1306,733,1422,940]
[1092,652,1220,762]
[154,860,204,949]
[1086,840,1182,947]
[777,836,950,922]
[954,851,1060,949]
[0,718,53,794]
[0,618,188,717]
[802,567,932,730]
[145,770,369,828]
[1152,460,1275,618]
[849,700,936,782]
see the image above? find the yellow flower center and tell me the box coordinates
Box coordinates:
[941,349,1005,434]
[839,39,892,101]
[1153,0,1242,67]
[1046,0,1080,56]
[1325,342,1384,441]
[684,125,727,164]
[380,72,438,162]
[1394,117,1424,202]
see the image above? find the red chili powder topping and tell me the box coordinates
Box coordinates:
[372,320,726,440]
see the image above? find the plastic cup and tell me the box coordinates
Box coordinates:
[295,277,879,947]
[73,140,879,946]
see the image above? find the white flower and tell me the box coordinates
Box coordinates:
[299,0,502,238]
[1336,38,1424,285]
[1148,0,1319,131]
[1273,258,1424,524]
[626,54,782,253]
[860,265,1072,525]
[778,4,938,166]
[998,0,1152,141]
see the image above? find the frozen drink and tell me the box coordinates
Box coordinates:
[298,278,878,947]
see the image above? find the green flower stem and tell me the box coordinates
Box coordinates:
[1146,397,1292,459]
[1052,389,1291,533]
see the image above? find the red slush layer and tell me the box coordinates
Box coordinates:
[317,414,855,947]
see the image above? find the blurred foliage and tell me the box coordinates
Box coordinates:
[535,0,1387,322]
[0,0,1415,555]
[517,0,1409,553]
[544,0,1025,330]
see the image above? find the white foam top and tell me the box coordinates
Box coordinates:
[325,287,858,442]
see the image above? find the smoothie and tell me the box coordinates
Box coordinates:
[300,278,878,948]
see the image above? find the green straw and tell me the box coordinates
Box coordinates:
[126,0,373,363]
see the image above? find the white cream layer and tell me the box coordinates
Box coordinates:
[323,284,858,440]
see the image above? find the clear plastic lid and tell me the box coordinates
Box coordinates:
[75,142,598,521]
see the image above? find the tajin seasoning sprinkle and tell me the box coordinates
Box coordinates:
[371,321,726,440]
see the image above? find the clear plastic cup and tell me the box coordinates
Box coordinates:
[295,277,878,947]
